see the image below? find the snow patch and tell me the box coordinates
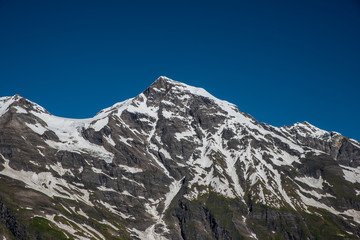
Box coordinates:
[121,190,135,197]
[76,208,89,219]
[295,176,324,189]
[0,96,16,117]
[122,175,145,188]
[13,106,27,114]
[118,136,133,147]
[297,190,339,215]
[103,134,116,146]
[50,162,74,177]
[174,129,195,141]
[29,160,40,166]
[25,122,47,135]
[349,138,360,148]
[163,177,184,212]
[29,110,114,163]
[118,164,143,173]
[127,93,158,119]
[97,200,132,219]
[38,214,104,240]
[97,186,117,193]
[342,209,360,224]
[159,148,172,159]
[91,167,115,179]
[99,219,119,231]
[341,165,360,184]
[37,149,45,157]
[0,154,93,206]
[90,117,109,131]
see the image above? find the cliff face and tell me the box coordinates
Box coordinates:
[0,77,359,239]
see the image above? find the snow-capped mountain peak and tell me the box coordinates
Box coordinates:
[0,77,359,239]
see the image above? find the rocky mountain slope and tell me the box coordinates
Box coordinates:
[0,76,359,239]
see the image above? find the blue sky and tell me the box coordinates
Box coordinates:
[1,0,359,140]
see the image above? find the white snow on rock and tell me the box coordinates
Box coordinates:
[291,122,329,138]
[159,148,172,159]
[283,121,341,143]
[349,138,360,148]
[163,177,184,212]
[295,176,325,189]
[91,167,115,179]
[29,160,40,166]
[97,200,132,219]
[121,175,145,188]
[50,162,74,177]
[294,181,334,200]
[342,209,360,224]
[162,77,305,154]
[45,138,114,163]
[103,134,116,146]
[0,96,16,117]
[76,208,89,219]
[0,154,93,206]
[297,189,360,224]
[13,106,27,114]
[16,98,133,164]
[130,227,166,240]
[36,213,104,240]
[174,129,195,141]
[2,78,360,239]
[97,186,117,193]
[118,164,143,173]
[126,93,157,119]
[25,122,47,135]
[118,136,133,146]
[37,149,45,157]
[161,109,175,119]
[341,165,360,184]
[90,117,109,131]
[296,190,339,215]
[99,219,119,231]
[250,232,258,239]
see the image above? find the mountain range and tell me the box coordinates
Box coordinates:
[0,76,359,239]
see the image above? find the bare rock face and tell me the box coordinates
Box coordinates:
[0,77,359,239]
[0,197,27,239]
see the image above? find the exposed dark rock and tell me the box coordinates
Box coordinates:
[0,196,27,240]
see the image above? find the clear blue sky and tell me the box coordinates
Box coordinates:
[1,0,359,140]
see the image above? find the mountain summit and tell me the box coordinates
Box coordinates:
[0,77,359,239]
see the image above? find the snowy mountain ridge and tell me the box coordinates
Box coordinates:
[0,76,359,239]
